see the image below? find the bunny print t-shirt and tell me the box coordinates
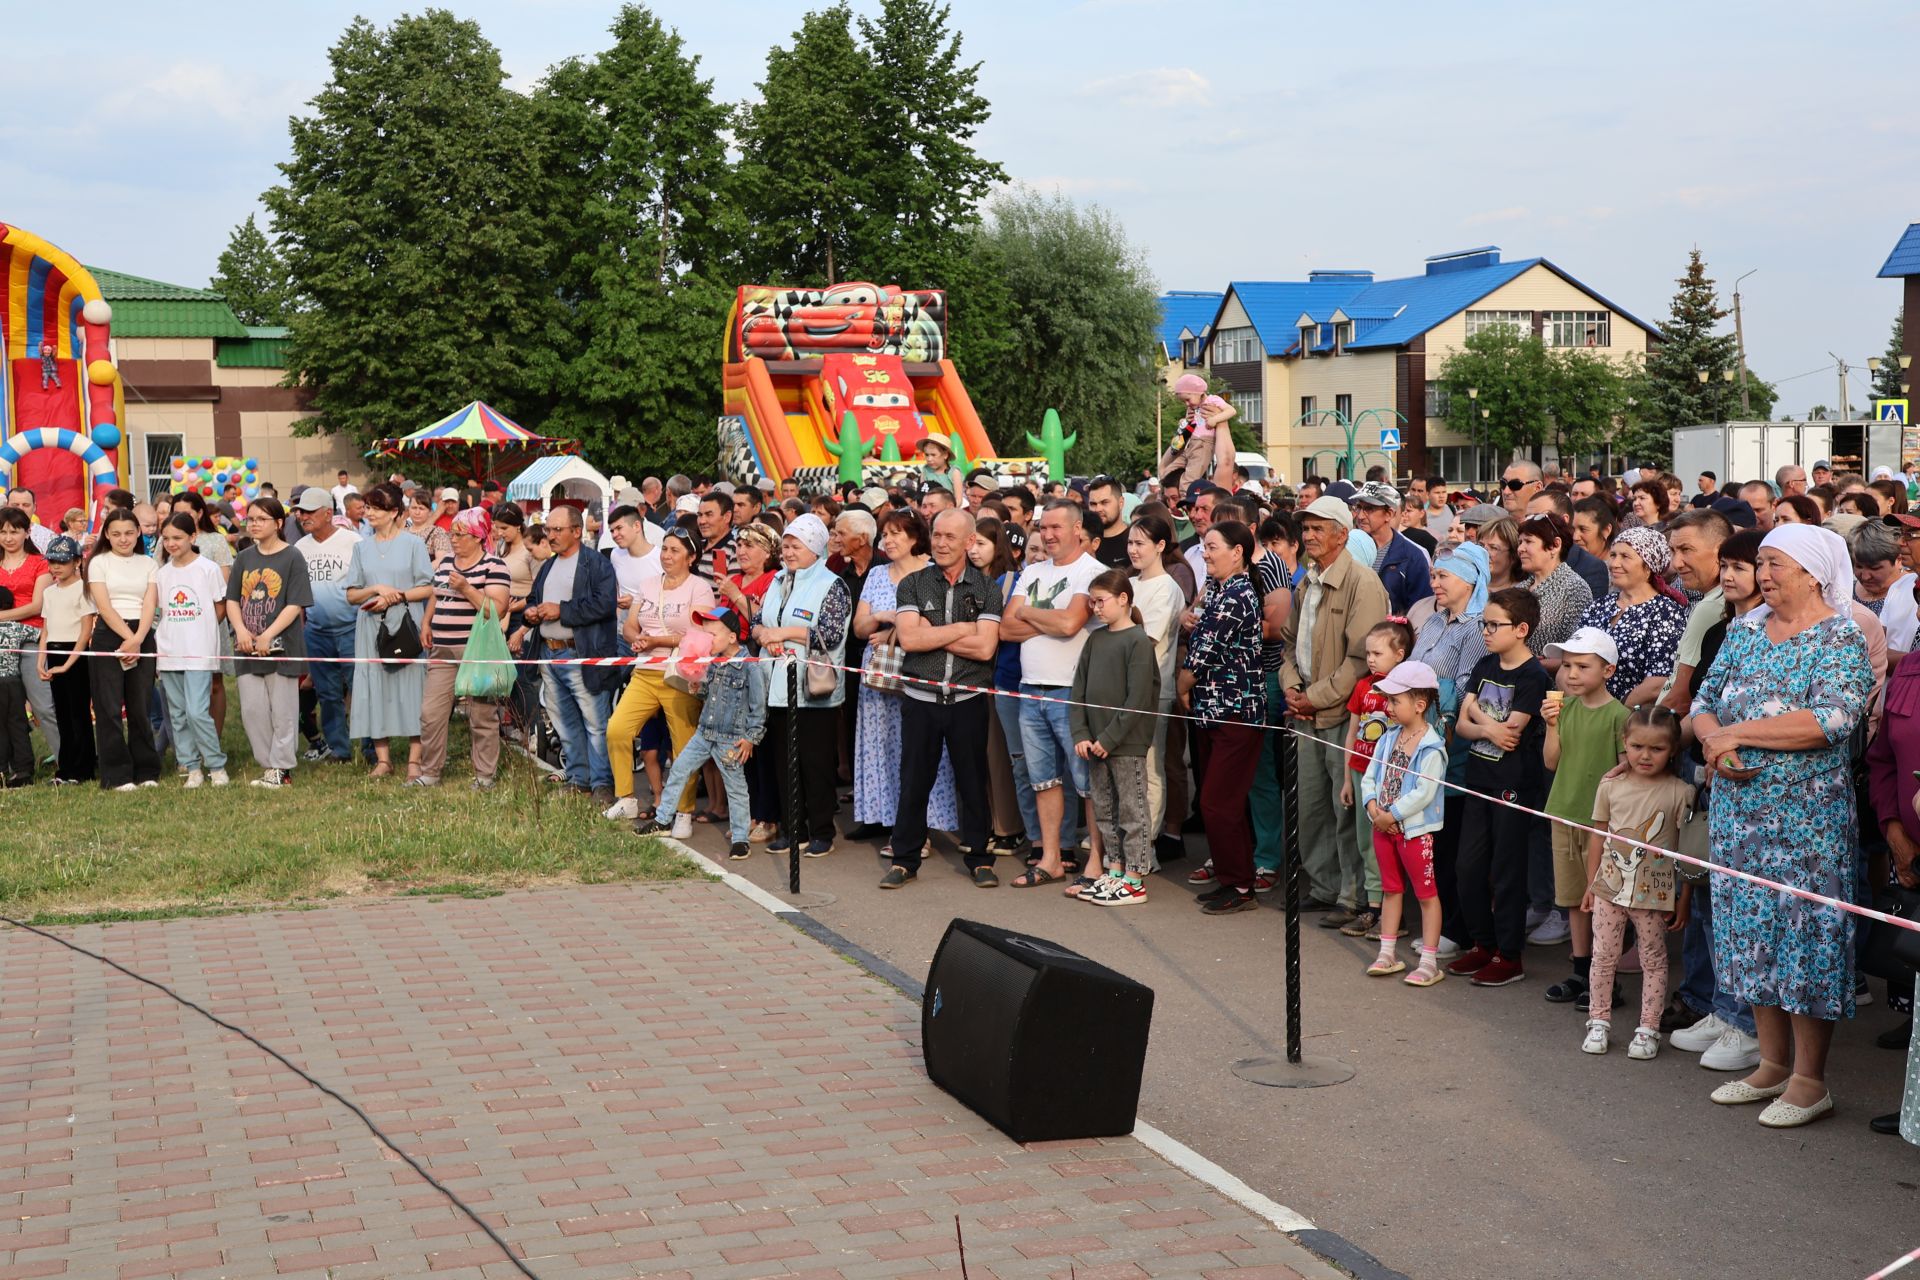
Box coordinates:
[1588,772,1694,912]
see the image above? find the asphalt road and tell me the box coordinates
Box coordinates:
[666,816,1920,1280]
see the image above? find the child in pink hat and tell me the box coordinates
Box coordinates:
[1158,373,1235,490]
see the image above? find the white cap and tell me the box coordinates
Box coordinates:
[674,493,699,514]
[1374,659,1439,696]
[438,487,460,502]
[1543,625,1619,666]
[1299,495,1354,529]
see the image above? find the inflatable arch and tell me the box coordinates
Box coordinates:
[0,426,118,491]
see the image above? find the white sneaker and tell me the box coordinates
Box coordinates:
[112,782,138,792]
[209,769,230,787]
[249,769,288,789]
[184,769,205,790]
[1581,1019,1610,1055]
[1670,1013,1731,1053]
[1699,1026,1762,1072]
[1627,1027,1661,1061]
[1433,935,1463,960]
[138,779,160,789]
[671,812,694,839]
[602,796,640,821]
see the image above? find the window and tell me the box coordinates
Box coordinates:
[1424,380,1451,418]
[1335,321,1353,353]
[1211,326,1262,364]
[1233,391,1263,427]
[1299,395,1316,421]
[1180,337,1196,364]
[1465,309,1532,340]
[1335,393,1353,421]
[140,433,183,500]
[1546,310,1610,347]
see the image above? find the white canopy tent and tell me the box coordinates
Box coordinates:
[505,455,613,517]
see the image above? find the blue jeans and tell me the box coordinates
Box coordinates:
[306,622,356,760]
[659,734,750,844]
[541,650,612,790]
[1679,882,1756,1035]
[994,690,1043,844]
[156,670,225,771]
[1018,683,1089,797]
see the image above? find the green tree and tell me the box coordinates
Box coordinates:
[265,10,557,450]
[854,0,1005,285]
[1545,347,1631,461]
[209,214,298,326]
[960,189,1161,480]
[532,5,737,476]
[1436,327,1557,458]
[731,6,872,285]
[1639,248,1741,437]
[1874,309,1907,403]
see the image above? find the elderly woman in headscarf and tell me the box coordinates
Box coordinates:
[753,513,853,857]
[1578,525,1691,706]
[417,504,512,787]
[1689,524,1874,1128]
[1413,541,1491,955]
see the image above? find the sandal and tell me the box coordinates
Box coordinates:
[1063,875,1099,899]
[693,809,724,824]
[1010,867,1059,888]
[370,761,393,778]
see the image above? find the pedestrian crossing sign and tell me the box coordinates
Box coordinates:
[1379,427,1402,452]
[1878,398,1908,424]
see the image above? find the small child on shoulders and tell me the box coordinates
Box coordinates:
[1158,374,1236,490]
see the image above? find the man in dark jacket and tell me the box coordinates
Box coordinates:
[523,506,620,799]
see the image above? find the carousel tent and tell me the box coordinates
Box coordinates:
[506,454,613,516]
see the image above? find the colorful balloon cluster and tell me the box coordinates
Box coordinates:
[169,455,261,501]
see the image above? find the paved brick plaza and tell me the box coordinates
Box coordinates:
[0,883,1340,1279]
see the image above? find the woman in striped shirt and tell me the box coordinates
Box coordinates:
[418,507,511,789]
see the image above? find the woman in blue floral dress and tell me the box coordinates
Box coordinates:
[1579,526,1689,705]
[1690,524,1874,1129]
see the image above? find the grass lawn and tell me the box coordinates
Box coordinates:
[0,685,700,924]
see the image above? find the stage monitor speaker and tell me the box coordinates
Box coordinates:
[922,918,1154,1144]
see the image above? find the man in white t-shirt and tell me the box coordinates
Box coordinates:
[1000,500,1103,882]
[329,470,358,511]
[606,505,661,651]
[293,488,362,762]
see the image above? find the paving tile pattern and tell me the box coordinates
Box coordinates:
[0,884,1335,1278]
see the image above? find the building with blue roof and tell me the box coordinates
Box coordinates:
[1878,226,1920,400]
[1199,247,1659,483]
[1156,290,1222,369]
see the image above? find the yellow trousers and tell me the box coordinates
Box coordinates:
[605,670,702,807]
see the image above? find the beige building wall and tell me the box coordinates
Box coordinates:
[1284,349,1398,479]
[1421,263,1653,449]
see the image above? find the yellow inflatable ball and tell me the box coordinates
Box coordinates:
[86,360,117,387]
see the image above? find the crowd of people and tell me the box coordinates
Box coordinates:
[5,441,1920,1136]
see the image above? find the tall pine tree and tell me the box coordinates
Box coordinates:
[209,214,298,326]
[1874,309,1907,402]
[1624,248,1740,465]
[533,5,737,476]
[265,11,556,450]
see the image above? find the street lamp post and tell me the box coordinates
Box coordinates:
[1480,408,1490,485]
[1466,386,1479,484]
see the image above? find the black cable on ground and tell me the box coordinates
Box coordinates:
[0,914,541,1280]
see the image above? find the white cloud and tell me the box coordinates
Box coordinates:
[103,61,286,126]
[1019,175,1150,197]
[1463,205,1531,227]
[1079,67,1212,109]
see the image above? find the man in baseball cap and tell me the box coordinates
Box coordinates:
[1350,481,1430,613]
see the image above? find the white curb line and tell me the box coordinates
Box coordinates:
[651,834,1320,1237]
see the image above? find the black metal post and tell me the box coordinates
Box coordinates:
[1281,722,1302,1064]
[786,660,801,894]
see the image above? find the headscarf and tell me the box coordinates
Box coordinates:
[1612,525,1689,604]
[1434,542,1490,616]
[786,513,829,560]
[1759,523,1855,614]
[449,505,491,545]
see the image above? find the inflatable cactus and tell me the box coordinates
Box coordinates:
[1025,408,1075,481]
[879,432,903,463]
[822,411,875,484]
[948,430,972,474]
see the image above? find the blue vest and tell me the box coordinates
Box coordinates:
[764,560,847,708]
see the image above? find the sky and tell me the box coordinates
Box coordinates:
[6,0,1917,418]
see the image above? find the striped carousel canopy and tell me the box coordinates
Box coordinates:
[385,400,569,449]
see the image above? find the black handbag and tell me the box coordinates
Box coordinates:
[376,605,423,668]
[1859,885,1920,982]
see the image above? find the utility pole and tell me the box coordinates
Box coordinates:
[1830,352,1851,423]
[1733,269,1755,417]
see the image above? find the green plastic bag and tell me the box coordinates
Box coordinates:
[454,603,515,700]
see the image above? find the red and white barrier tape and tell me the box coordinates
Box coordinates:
[13,643,1917,935]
